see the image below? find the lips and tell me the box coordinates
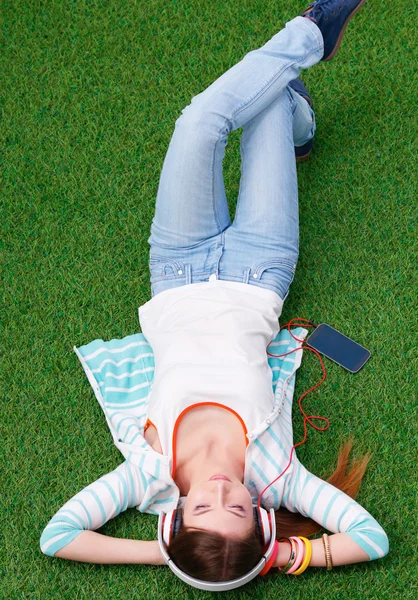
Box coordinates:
[209,475,231,482]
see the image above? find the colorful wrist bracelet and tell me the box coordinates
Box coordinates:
[278,538,297,574]
[287,536,305,575]
[291,537,312,576]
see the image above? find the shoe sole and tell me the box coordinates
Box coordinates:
[323,0,368,62]
[296,151,312,163]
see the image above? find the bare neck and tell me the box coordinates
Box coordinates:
[173,405,247,494]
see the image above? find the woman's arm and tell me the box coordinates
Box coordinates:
[40,461,153,559]
[55,531,165,565]
[280,459,389,565]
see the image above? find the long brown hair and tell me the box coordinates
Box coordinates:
[167,439,371,581]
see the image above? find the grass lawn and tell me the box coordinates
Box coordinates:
[2,1,416,598]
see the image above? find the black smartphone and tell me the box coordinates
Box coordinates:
[306,323,371,373]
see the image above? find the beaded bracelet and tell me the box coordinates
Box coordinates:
[291,537,312,576]
[278,537,297,574]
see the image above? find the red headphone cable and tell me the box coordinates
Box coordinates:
[257,318,330,509]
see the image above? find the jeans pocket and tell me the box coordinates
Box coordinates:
[251,259,297,299]
[149,256,187,283]
[253,259,296,278]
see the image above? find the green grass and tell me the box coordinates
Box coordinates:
[1,0,417,598]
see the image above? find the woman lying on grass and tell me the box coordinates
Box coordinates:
[41,0,388,590]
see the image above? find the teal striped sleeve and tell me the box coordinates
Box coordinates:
[40,461,147,557]
[282,459,389,560]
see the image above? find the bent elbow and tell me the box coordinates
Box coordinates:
[40,522,82,558]
[380,531,390,558]
[40,528,55,557]
[368,528,389,561]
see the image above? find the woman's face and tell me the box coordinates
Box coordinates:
[183,474,254,537]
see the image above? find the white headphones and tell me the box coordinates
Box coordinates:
[157,506,278,591]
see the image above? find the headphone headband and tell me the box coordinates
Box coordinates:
[157,506,277,591]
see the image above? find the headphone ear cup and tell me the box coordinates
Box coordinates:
[163,508,183,545]
[172,508,183,538]
[253,507,262,540]
[259,508,272,546]
[162,508,184,546]
[162,510,176,546]
[253,506,272,546]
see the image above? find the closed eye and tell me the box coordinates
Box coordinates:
[193,506,246,518]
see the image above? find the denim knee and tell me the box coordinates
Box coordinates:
[176,99,230,140]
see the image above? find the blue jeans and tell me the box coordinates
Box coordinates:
[148,16,324,300]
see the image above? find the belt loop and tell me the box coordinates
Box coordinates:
[185,263,192,285]
[243,267,251,284]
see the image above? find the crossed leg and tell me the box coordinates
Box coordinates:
[148,16,323,298]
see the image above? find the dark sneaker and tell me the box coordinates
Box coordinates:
[301,0,368,61]
[295,137,313,162]
[288,78,314,162]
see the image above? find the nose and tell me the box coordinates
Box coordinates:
[214,480,230,506]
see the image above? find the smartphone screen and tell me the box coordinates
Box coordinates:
[306,323,371,373]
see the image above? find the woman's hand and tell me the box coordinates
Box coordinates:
[55,531,165,565]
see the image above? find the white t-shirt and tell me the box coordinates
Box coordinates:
[138,280,284,457]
